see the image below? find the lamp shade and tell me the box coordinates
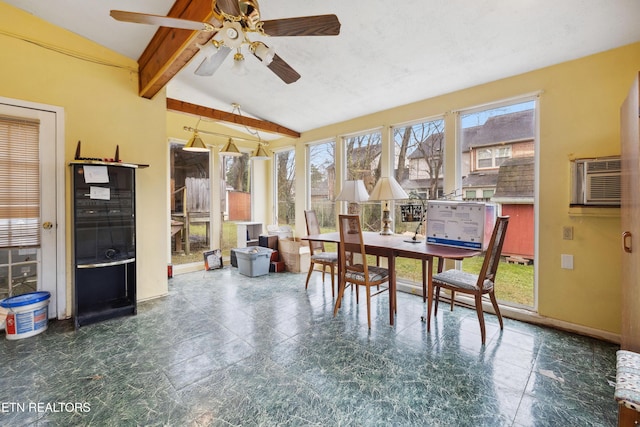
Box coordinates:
[250,144,271,160]
[183,133,209,152]
[220,138,242,157]
[368,176,409,201]
[336,180,369,202]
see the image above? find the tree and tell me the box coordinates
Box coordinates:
[276,150,295,224]
[394,120,444,200]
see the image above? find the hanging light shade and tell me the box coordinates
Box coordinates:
[250,143,271,160]
[220,138,242,157]
[183,132,209,152]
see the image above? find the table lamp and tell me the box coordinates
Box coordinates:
[369,176,409,235]
[336,180,369,233]
[336,180,369,214]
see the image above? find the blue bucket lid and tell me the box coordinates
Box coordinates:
[0,291,51,308]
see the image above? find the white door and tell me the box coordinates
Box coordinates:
[0,100,63,318]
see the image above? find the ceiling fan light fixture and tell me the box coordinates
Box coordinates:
[220,138,243,157]
[251,42,275,66]
[232,52,248,75]
[250,143,271,160]
[183,132,209,152]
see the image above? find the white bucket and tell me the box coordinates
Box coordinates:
[0,291,51,340]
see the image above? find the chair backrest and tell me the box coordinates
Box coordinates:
[338,214,369,279]
[304,210,325,255]
[476,216,510,288]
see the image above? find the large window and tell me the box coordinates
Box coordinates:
[343,130,382,231]
[274,148,295,225]
[307,141,336,231]
[459,99,537,308]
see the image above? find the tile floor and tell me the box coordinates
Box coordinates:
[0,267,620,426]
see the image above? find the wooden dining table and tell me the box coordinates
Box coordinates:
[303,231,481,328]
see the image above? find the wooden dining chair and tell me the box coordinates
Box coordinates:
[431,216,510,344]
[335,214,390,329]
[304,210,339,296]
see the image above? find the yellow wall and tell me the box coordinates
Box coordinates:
[274,42,640,337]
[0,3,169,311]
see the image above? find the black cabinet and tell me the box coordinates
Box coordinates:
[72,162,138,328]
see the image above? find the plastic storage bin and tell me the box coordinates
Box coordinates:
[235,247,273,277]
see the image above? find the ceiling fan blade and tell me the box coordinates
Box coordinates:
[215,0,242,17]
[261,15,341,37]
[264,54,301,84]
[110,10,215,32]
[195,46,232,76]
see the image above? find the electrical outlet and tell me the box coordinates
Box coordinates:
[562,226,573,240]
[561,254,574,269]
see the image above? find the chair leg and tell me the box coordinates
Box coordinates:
[322,265,326,282]
[450,290,455,311]
[334,274,347,316]
[434,286,441,316]
[489,290,504,330]
[474,294,486,344]
[366,285,372,329]
[304,262,315,289]
[330,265,335,297]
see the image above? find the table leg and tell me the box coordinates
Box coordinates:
[426,256,433,332]
[333,242,344,316]
[388,249,396,324]
[422,259,427,303]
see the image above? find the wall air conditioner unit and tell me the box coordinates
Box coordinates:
[571,157,621,206]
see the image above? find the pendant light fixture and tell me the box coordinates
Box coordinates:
[250,143,271,161]
[220,138,243,157]
[183,131,209,152]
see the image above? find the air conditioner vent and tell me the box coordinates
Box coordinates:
[586,159,621,173]
[588,174,621,202]
[571,157,621,206]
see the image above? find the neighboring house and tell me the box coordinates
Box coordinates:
[404,133,445,199]
[401,109,536,259]
[461,109,535,201]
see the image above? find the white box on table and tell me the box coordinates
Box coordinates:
[426,201,496,250]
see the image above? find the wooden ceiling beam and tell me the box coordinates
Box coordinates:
[167,98,301,138]
[138,0,217,99]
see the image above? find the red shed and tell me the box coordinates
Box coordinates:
[492,157,535,260]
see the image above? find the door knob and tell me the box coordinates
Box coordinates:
[42,221,53,230]
[623,231,632,253]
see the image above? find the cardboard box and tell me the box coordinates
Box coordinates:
[278,238,311,273]
[426,201,496,250]
[270,261,285,272]
[259,234,278,250]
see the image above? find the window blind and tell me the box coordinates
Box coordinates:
[0,115,40,248]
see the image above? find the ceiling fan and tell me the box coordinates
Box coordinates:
[110,0,341,84]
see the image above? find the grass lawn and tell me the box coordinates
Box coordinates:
[461,256,534,307]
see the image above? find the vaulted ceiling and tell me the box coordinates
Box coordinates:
[5,0,640,138]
